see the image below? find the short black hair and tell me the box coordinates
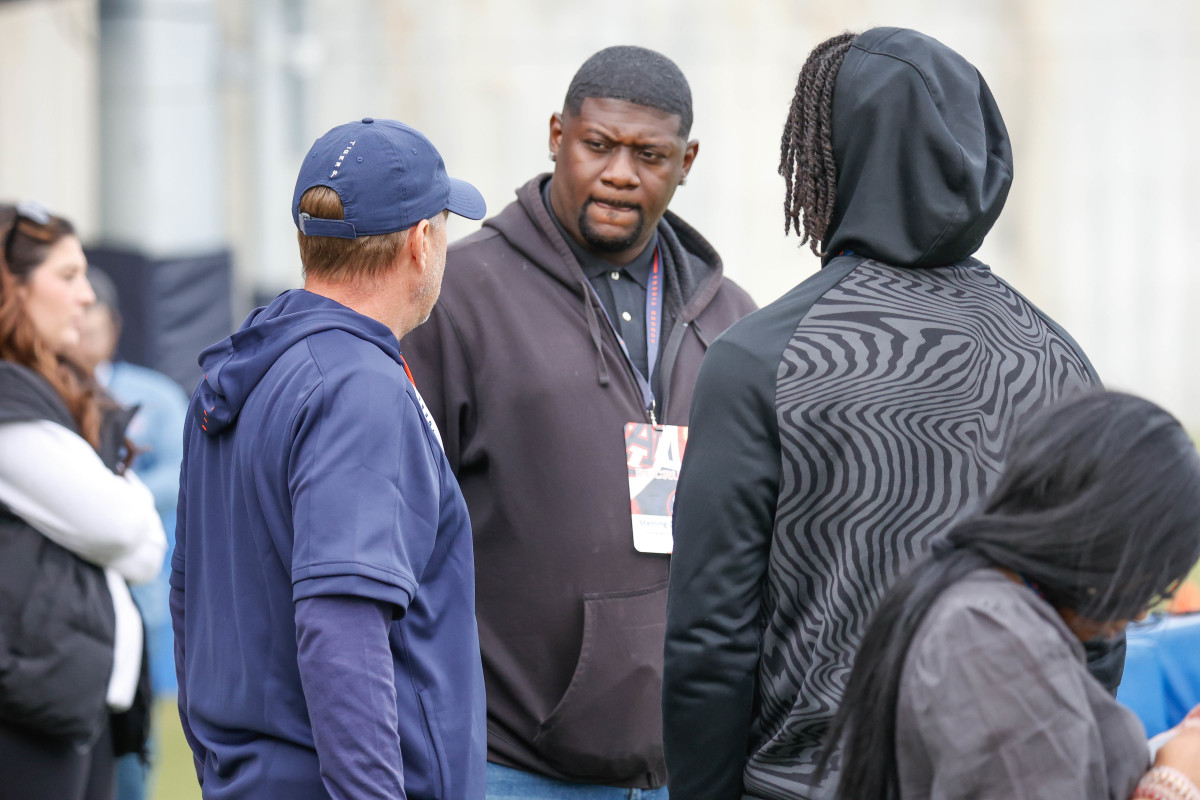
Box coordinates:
[563,46,693,138]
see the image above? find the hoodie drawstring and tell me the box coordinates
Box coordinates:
[580,279,610,388]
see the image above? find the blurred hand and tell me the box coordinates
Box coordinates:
[1154,727,1200,789]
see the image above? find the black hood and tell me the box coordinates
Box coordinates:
[823,27,1013,267]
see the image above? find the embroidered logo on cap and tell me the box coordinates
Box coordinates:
[331,140,357,178]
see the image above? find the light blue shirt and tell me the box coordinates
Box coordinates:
[99,359,189,694]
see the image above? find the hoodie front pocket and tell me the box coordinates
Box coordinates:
[532,581,668,782]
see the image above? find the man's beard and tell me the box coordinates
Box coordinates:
[577,198,646,253]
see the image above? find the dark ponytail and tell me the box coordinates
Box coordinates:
[823,390,1200,800]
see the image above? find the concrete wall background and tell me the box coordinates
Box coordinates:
[3,0,1199,423]
[0,0,99,237]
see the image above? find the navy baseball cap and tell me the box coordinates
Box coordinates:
[292,117,486,238]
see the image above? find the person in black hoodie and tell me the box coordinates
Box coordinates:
[663,28,1109,800]
[401,47,756,796]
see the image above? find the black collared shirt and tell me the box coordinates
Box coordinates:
[543,181,658,382]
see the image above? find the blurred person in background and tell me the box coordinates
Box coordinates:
[66,268,189,800]
[402,46,756,798]
[828,390,1200,800]
[0,201,165,800]
[663,28,1112,800]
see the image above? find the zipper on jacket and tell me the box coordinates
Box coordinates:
[657,320,692,421]
[594,297,662,426]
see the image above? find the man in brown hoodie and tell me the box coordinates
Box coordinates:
[401,46,756,798]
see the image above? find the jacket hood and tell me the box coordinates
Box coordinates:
[823,27,1013,267]
[192,289,401,435]
[474,175,730,391]
[483,175,727,320]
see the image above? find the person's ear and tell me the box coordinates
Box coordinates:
[407,218,432,274]
[680,139,700,184]
[549,112,564,162]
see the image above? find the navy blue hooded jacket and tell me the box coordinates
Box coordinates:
[171,289,484,799]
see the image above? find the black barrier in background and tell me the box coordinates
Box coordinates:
[85,246,234,393]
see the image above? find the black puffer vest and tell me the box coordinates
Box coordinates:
[0,361,131,744]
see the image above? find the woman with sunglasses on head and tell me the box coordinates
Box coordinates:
[827,390,1200,800]
[0,202,165,800]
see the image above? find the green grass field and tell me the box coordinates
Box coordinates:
[150,699,200,800]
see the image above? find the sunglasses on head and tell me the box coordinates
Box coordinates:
[14,201,50,226]
[2,200,51,228]
[2,200,53,257]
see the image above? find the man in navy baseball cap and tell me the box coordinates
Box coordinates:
[174,118,488,799]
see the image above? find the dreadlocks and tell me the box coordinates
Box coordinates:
[779,32,857,256]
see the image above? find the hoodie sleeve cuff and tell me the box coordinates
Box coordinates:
[293,566,416,614]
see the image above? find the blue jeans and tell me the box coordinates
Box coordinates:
[114,753,147,800]
[486,763,669,800]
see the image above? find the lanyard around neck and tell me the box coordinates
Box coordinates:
[645,248,662,389]
[591,247,663,424]
[400,354,416,387]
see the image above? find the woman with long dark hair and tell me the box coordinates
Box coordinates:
[0,202,165,800]
[826,390,1200,800]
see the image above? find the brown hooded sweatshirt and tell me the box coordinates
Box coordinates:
[400,174,756,788]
